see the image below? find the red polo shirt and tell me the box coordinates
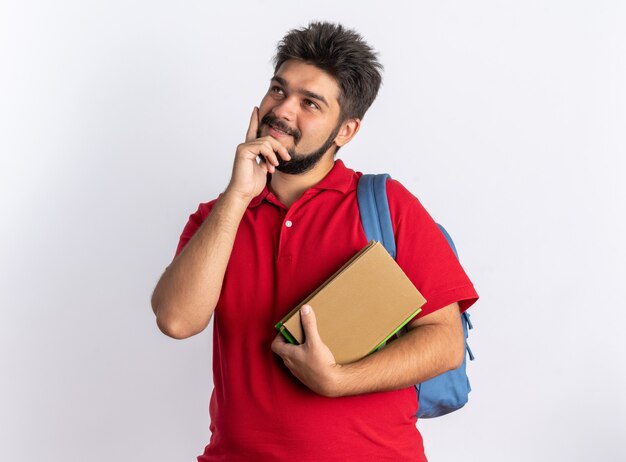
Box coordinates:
[175,160,478,462]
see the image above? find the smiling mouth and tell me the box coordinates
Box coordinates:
[260,113,302,142]
[267,124,293,137]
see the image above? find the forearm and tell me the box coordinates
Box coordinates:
[272,303,466,398]
[331,305,465,397]
[151,190,250,339]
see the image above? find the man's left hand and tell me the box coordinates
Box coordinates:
[271,305,343,397]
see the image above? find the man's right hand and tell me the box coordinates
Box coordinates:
[152,107,292,339]
[225,107,291,201]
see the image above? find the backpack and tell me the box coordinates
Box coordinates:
[357,173,474,418]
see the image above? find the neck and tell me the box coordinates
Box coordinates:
[268,153,336,208]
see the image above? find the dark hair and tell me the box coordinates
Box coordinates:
[273,22,383,121]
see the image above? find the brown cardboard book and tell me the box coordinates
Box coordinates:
[275,241,427,364]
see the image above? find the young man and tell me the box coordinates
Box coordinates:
[152,22,478,461]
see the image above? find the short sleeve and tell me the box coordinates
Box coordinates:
[386,179,479,317]
[173,199,218,259]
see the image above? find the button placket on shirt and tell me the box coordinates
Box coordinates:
[277,200,305,261]
[276,189,320,260]
[278,214,295,259]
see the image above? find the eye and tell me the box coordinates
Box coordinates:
[270,86,285,96]
[303,99,319,110]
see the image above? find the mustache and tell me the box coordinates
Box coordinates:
[259,114,302,142]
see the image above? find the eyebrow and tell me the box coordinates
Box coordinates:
[271,76,329,108]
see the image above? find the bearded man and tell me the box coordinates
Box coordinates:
[152,21,478,462]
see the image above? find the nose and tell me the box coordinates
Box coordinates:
[271,96,298,122]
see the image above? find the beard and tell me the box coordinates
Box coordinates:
[258,114,342,175]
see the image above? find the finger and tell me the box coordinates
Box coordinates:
[256,155,275,175]
[300,305,321,345]
[256,154,274,173]
[245,106,259,142]
[258,156,275,174]
[256,141,281,167]
[274,141,291,161]
[258,137,290,162]
[245,136,289,164]
[271,333,292,357]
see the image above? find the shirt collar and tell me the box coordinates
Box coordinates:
[248,187,271,208]
[308,159,355,193]
[248,159,356,208]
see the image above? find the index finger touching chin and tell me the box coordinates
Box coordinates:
[245,106,259,142]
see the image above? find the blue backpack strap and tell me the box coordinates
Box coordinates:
[357,173,474,419]
[437,224,458,259]
[357,174,396,259]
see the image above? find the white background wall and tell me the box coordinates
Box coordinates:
[1,1,625,461]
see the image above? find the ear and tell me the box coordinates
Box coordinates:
[333,118,361,148]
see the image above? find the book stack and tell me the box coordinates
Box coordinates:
[276,241,426,364]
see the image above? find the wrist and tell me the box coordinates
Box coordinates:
[221,187,256,207]
[323,363,348,398]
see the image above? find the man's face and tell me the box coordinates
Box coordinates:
[257,60,344,174]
